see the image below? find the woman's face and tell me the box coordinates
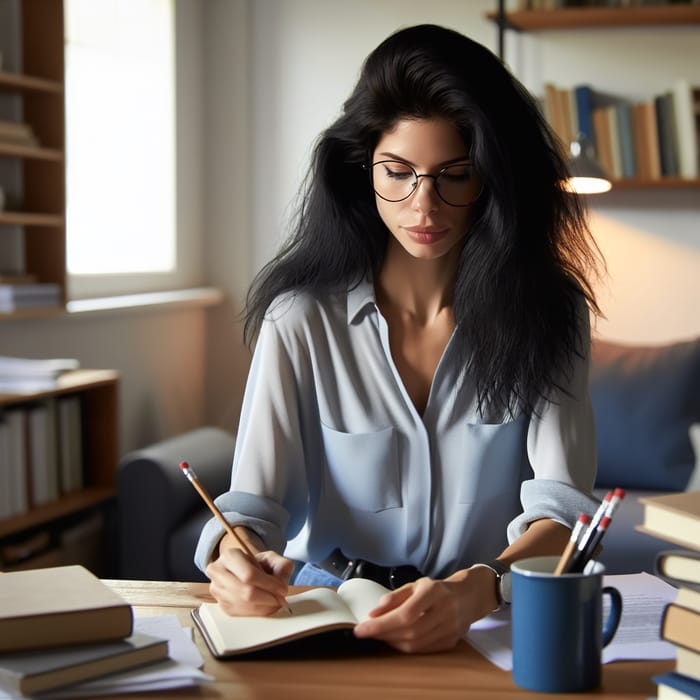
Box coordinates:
[371,118,479,262]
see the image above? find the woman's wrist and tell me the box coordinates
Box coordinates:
[468,560,511,611]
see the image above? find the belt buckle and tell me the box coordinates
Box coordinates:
[389,566,420,590]
[342,558,362,580]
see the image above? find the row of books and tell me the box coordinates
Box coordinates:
[544,80,700,181]
[637,491,700,699]
[0,119,39,150]
[0,394,84,520]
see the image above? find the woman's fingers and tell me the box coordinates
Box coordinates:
[206,547,290,616]
[353,578,468,653]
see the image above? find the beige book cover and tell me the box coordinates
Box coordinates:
[192,577,390,657]
[0,565,133,653]
[637,491,700,552]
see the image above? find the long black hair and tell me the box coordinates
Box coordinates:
[244,24,603,417]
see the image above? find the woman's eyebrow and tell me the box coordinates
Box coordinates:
[376,152,472,167]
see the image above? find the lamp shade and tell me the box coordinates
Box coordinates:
[565,133,612,195]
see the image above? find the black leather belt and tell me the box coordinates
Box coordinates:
[317,549,423,590]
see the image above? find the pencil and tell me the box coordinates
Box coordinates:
[572,515,612,573]
[179,461,291,614]
[554,513,591,576]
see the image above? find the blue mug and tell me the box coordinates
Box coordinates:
[511,555,622,693]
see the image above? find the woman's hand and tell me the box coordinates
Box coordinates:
[352,566,498,653]
[206,532,295,617]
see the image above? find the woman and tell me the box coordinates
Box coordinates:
[195,24,603,653]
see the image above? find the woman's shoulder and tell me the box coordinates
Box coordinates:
[262,287,350,331]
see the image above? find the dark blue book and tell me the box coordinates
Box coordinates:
[653,671,700,700]
[574,84,596,150]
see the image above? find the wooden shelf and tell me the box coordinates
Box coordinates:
[610,177,700,190]
[0,211,64,227]
[0,70,63,94]
[0,487,115,539]
[488,5,700,30]
[0,143,63,161]
[0,369,119,405]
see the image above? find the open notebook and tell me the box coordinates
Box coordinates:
[192,578,391,657]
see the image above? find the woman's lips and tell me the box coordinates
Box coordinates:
[404,226,449,243]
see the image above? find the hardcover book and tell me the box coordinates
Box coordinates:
[637,491,700,552]
[653,671,700,700]
[0,633,167,695]
[656,549,700,591]
[0,565,133,653]
[660,602,700,654]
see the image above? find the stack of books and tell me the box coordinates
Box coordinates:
[0,119,39,150]
[0,565,170,696]
[637,491,700,700]
[0,355,79,394]
[0,282,62,313]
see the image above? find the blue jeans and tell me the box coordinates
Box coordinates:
[294,562,344,588]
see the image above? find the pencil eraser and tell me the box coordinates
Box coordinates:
[614,488,626,498]
[179,461,189,471]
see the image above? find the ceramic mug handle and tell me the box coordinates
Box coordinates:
[602,586,623,647]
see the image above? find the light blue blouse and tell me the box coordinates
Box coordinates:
[195,280,599,578]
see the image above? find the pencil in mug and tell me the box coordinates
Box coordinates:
[553,513,591,576]
[179,461,291,614]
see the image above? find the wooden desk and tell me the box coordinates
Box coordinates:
[104,580,672,700]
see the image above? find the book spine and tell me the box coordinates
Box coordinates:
[661,603,700,654]
[615,101,637,179]
[574,84,596,149]
[672,79,700,179]
[655,92,679,177]
[27,400,60,506]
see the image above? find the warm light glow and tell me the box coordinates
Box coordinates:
[565,176,612,195]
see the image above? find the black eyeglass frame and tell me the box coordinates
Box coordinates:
[365,160,482,208]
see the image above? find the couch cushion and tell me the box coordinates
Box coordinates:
[590,336,700,491]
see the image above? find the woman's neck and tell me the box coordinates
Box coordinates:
[376,239,459,325]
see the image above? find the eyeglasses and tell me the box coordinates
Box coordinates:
[368,160,481,207]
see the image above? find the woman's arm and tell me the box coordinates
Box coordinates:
[353,518,570,653]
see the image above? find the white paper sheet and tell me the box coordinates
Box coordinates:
[465,572,678,671]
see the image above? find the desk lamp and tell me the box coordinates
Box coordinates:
[565,133,612,194]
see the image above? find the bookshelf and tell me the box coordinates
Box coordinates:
[488,4,700,191]
[0,0,66,318]
[489,5,700,31]
[0,370,119,574]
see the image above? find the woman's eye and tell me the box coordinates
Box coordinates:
[441,165,473,181]
[384,166,413,180]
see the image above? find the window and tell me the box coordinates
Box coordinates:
[65,0,181,298]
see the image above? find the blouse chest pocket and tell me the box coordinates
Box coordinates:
[320,423,402,512]
[458,416,528,504]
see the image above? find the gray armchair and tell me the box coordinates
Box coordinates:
[116,427,235,581]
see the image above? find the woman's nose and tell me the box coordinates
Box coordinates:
[411,176,440,213]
